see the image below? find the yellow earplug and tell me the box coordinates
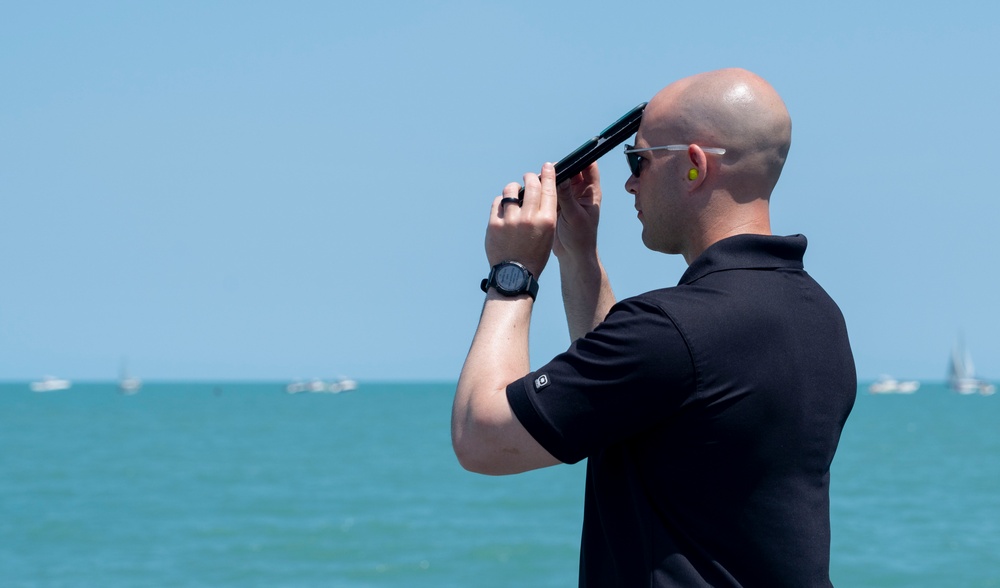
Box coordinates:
[688,168,699,181]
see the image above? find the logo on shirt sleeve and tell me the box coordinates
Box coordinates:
[533,374,550,391]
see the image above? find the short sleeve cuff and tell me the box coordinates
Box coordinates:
[506,377,584,464]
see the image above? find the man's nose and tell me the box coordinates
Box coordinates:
[625,174,638,195]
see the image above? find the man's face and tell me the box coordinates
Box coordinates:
[625,128,688,255]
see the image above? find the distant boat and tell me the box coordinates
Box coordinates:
[947,337,995,395]
[331,378,358,393]
[118,377,142,394]
[118,359,142,395]
[868,375,920,394]
[286,377,358,394]
[30,376,72,393]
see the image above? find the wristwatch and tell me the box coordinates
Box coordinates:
[480,261,538,300]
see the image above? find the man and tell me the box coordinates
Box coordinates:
[453,68,856,587]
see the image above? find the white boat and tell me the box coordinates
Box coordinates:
[948,336,995,395]
[286,378,323,394]
[286,377,357,394]
[118,375,142,395]
[30,376,72,393]
[868,375,920,394]
[329,378,358,393]
[118,360,142,395]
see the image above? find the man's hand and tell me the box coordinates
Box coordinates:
[485,162,558,280]
[553,162,602,261]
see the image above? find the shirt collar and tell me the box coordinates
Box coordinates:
[678,234,807,285]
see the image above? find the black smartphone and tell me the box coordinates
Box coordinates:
[516,102,647,202]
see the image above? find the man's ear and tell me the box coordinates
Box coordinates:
[686,145,709,191]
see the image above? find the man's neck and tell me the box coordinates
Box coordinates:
[682,218,772,265]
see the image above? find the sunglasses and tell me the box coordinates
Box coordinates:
[623,144,727,178]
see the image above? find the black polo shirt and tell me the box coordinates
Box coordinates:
[507,234,856,587]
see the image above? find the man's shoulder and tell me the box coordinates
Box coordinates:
[610,287,685,315]
[615,282,719,312]
[613,263,841,336]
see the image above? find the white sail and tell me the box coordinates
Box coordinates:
[948,335,994,395]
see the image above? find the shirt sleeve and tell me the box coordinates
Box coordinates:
[506,295,697,464]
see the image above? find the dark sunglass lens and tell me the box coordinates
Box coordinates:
[626,152,642,177]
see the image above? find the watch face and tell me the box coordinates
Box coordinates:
[495,263,527,293]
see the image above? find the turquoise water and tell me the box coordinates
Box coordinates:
[1,381,997,587]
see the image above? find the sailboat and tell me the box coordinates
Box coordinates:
[947,336,995,395]
[118,359,142,395]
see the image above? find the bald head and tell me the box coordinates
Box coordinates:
[642,68,792,198]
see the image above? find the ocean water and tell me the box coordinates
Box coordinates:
[0,381,997,587]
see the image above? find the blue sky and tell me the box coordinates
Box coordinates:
[2,1,998,382]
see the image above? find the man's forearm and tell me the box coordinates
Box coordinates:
[559,254,615,341]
